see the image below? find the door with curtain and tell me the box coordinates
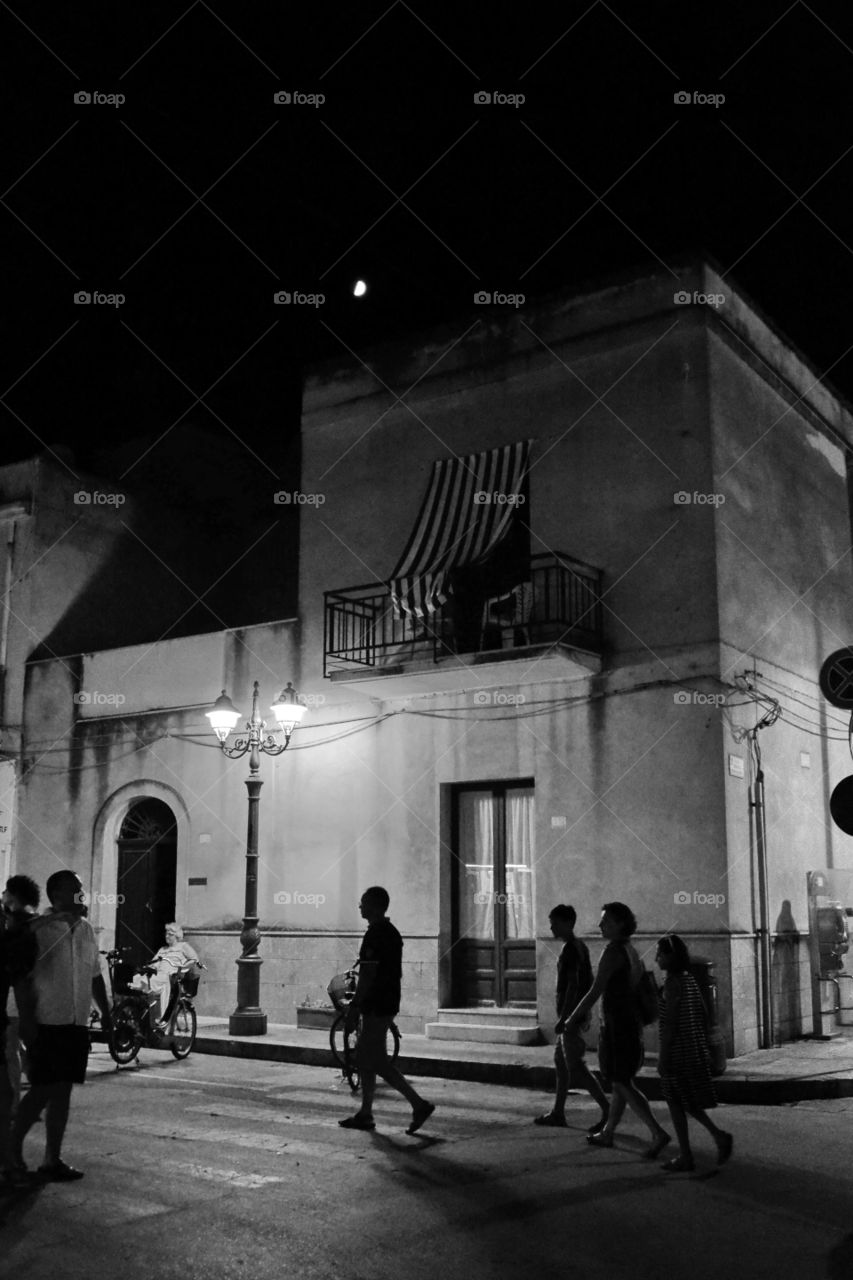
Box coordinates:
[451,783,535,1006]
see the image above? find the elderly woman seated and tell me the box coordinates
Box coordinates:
[129,923,200,1023]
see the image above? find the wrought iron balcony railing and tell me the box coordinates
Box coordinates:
[324,552,603,677]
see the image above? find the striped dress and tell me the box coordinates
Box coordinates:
[658,971,717,1111]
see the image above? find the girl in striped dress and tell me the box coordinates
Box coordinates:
[656,934,733,1172]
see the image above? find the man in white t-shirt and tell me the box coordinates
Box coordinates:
[12,870,112,1182]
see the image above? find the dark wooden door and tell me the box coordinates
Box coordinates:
[115,799,177,968]
[452,783,535,1006]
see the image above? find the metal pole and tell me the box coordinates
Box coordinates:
[754,768,773,1049]
[229,693,268,1034]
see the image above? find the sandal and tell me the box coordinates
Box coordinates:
[534,1112,567,1128]
[643,1131,671,1160]
[338,1114,376,1131]
[586,1131,613,1148]
[587,1116,610,1136]
[661,1156,694,1173]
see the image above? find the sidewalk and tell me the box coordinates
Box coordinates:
[193,1018,853,1104]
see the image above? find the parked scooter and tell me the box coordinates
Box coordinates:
[96,947,205,1066]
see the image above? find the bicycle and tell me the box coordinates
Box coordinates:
[327,961,401,1091]
[97,948,205,1066]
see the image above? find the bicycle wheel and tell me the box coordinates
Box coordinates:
[170,1001,197,1059]
[109,1001,142,1065]
[329,1013,347,1069]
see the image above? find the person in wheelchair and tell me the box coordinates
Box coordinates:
[129,923,199,1026]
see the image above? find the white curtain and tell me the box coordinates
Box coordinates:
[459,791,495,940]
[505,789,534,938]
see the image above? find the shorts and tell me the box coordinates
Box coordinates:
[356,1014,394,1071]
[28,1024,90,1087]
[556,1028,589,1085]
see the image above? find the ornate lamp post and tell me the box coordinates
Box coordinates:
[206,680,307,1035]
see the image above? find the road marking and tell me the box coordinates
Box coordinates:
[85,1116,369,1163]
[164,1161,286,1188]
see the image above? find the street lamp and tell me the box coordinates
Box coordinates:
[206,679,307,1035]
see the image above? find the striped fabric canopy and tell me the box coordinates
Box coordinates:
[389,441,530,619]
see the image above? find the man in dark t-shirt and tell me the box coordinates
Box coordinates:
[534,903,610,1133]
[338,886,435,1136]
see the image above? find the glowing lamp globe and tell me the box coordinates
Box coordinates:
[270,682,307,736]
[206,690,241,742]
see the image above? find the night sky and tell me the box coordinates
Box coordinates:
[4,1,853,485]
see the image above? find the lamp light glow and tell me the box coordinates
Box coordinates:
[206,690,241,742]
[270,682,307,736]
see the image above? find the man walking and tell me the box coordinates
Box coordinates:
[339,886,435,1135]
[3,874,41,1108]
[534,903,610,1134]
[12,869,112,1181]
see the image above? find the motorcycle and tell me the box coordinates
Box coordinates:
[97,947,205,1065]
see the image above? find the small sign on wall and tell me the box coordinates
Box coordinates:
[550,815,567,829]
[728,754,745,778]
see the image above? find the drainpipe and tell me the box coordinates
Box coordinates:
[0,518,17,724]
[751,763,773,1049]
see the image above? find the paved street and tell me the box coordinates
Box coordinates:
[2,1047,852,1280]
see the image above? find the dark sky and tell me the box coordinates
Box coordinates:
[4,1,853,486]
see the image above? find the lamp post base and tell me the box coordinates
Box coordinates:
[229,1009,268,1036]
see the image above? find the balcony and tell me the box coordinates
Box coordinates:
[324,552,604,696]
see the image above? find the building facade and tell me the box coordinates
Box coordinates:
[7,261,853,1054]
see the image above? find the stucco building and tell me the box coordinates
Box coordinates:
[5,259,853,1055]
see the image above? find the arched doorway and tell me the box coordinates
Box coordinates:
[115,798,178,967]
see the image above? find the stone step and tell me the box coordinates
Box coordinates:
[433,1007,539,1027]
[425,1021,542,1045]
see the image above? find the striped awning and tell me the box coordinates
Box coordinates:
[389,441,530,619]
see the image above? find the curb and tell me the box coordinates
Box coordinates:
[192,1034,853,1103]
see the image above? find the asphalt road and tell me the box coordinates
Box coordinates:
[2,1046,852,1280]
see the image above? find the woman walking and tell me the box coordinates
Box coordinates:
[564,902,670,1158]
[655,934,733,1172]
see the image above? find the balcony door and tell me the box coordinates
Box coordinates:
[452,783,536,1006]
